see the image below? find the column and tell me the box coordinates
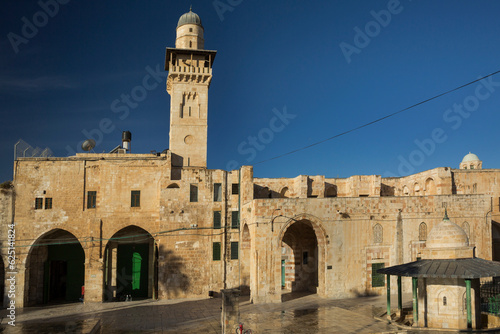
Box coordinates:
[386,274,391,320]
[397,276,402,316]
[466,279,472,329]
[412,277,418,325]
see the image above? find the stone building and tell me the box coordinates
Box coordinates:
[2,9,500,308]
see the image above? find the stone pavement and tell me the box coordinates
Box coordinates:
[0,293,407,333]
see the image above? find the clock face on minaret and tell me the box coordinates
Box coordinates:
[165,9,216,168]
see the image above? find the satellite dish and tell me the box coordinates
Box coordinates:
[81,139,96,152]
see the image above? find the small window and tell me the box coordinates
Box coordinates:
[189,28,193,32]
[232,183,239,195]
[443,296,447,306]
[189,41,192,48]
[470,165,474,169]
[44,198,52,210]
[189,106,191,117]
[230,242,239,260]
[131,190,140,207]
[87,191,96,209]
[213,211,221,229]
[213,242,221,261]
[231,211,239,229]
[373,224,383,244]
[372,263,385,287]
[35,198,43,210]
[214,183,222,202]
[190,184,198,202]
[419,222,427,241]
[303,251,309,265]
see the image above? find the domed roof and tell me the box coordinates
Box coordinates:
[462,152,480,163]
[426,212,469,249]
[177,8,203,28]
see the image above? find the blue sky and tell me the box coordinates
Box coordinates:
[1,0,500,183]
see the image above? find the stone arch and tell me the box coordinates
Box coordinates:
[414,182,421,195]
[325,185,337,198]
[240,223,251,295]
[280,187,289,198]
[419,222,427,241]
[167,183,180,188]
[24,229,85,306]
[277,214,327,298]
[403,185,409,196]
[103,225,156,301]
[437,288,456,315]
[425,178,436,195]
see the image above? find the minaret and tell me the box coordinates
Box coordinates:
[165,8,216,167]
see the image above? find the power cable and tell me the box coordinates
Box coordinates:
[254,69,500,165]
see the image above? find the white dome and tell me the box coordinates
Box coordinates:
[462,152,480,163]
[426,216,469,249]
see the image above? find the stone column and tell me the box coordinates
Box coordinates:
[221,288,240,334]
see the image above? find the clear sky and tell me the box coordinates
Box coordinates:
[1,0,500,183]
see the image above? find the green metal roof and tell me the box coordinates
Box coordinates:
[177,9,203,28]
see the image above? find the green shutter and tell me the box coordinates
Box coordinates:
[213,211,221,229]
[230,242,238,260]
[231,211,239,229]
[213,242,221,261]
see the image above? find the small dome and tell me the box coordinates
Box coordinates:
[177,9,203,28]
[426,215,469,249]
[462,152,480,163]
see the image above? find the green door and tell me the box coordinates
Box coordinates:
[281,260,285,287]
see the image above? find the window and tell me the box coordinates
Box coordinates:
[213,183,222,202]
[189,106,191,117]
[231,211,239,229]
[443,296,447,306]
[230,242,239,260]
[232,183,239,195]
[419,222,427,241]
[190,184,198,202]
[372,263,385,287]
[213,242,221,261]
[470,165,475,169]
[35,198,43,210]
[131,190,140,207]
[87,191,96,209]
[213,211,221,229]
[44,198,52,210]
[373,224,383,244]
[189,28,193,32]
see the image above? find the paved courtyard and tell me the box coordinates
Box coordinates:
[0,293,407,333]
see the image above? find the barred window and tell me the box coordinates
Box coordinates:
[44,198,52,210]
[87,191,96,209]
[131,190,140,207]
[35,198,43,210]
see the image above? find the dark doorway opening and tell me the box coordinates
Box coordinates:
[25,229,85,306]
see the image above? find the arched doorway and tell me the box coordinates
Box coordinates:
[280,219,324,297]
[103,226,156,301]
[25,229,85,305]
[240,224,251,295]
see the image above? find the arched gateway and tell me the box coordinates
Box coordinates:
[24,229,85,305]
[103,226,156,301]
[278,214,327,299]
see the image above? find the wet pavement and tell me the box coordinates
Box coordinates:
[0,293,409,333]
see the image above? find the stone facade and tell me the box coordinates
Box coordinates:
[3,10,500,308]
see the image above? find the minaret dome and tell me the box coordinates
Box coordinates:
[176,8,204,50]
